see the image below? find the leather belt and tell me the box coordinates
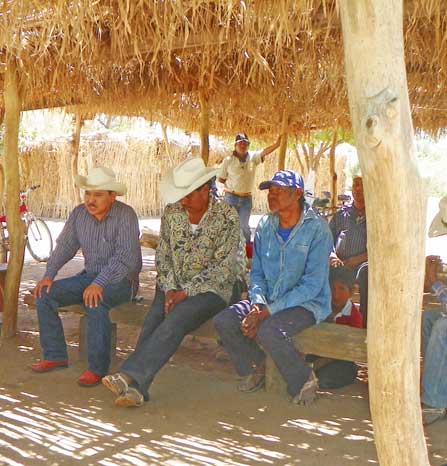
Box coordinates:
[225,190,252,198]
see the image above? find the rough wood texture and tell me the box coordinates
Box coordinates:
[340,1,429,464]
[199,89,210,165]
[2,59,26,338]
[265,323,367,394]
[277,108,289,170]
[329,128,338,210]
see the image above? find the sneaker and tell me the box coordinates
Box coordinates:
[115,387,144,407]
[31,359,68,373]
[78,370,102,387]
[102,373,129,396]
[291,370,319,406]
[422,404,447,426]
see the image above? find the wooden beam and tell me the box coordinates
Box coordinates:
[1,57,26,338]
[277,107,289,170]
[199,89,210,165]
[329,127,338,210]
[340,1,429,465]
[70,114,83,205]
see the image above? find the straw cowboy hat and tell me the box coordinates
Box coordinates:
[429,195,447,237]
[160,157,220,204]
[75,167,127,196]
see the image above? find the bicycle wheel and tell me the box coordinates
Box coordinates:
[26,218,53,262]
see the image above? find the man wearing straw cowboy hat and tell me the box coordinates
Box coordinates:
[32,167,142,387]
[103,157,245,407]
[421,194,447,425]
[218,132,281,245]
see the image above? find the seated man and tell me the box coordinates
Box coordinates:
[421,195,447,425]
[32,167,142,387]
[309,266,363,389]
[214,170,333,405]
[103,157,245,407]
[329,176,368,326]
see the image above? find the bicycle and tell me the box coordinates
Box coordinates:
[0,185,53,262]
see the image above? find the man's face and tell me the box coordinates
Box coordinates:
[234,141,249,156]
[352,177,364,205]
[180,184,210,215]
[84,190,116,220]
[267,185,301,213]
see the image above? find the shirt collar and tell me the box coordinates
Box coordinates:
[333,299,353,320]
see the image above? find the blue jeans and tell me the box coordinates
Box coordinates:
[36,272,132,375]
[214,300,316,397]
[121,288,226,399]
[355,262,368,327]
[421,309,447,408]
[223,193,252,243]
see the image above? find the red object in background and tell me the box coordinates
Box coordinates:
[245,242,253,259]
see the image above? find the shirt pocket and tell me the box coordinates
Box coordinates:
[286,243,309,276]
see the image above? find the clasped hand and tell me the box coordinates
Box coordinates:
[241,304,270,339]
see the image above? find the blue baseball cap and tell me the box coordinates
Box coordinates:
[259,170,304,191]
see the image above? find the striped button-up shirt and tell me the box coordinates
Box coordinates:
[329,204,367,260]
[45,201,142,288]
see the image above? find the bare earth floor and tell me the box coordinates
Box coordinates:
[0,251,446,466]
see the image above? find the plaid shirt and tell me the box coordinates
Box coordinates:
[45,201,142,288]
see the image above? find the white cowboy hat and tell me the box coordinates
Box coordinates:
[75,167,127,196]
[429,195,447,237]
[160,157,220,204]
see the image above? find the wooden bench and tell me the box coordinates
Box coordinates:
[265,323,367,394]
[23,294,218,361]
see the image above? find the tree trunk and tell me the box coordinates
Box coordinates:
[278,108,289,170]
[340,1,429,465]
[71,114,83,205]
[1,58,26,338]
[199,89,210,165]
[329,128,338,210]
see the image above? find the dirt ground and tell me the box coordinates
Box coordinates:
[0,250,446,466]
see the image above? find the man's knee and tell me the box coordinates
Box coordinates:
[256,319,279,349]
[431,315,447,341]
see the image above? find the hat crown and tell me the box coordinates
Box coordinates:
[439,195,447,221]
[172,158,208,188]
[85,167,116,186]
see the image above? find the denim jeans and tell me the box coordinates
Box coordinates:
[355,262,368,327]
[214,300,316,397]
[223,193,253,243]
[36,272,132,375]
[421,309,447,408]
[121,288,226,399]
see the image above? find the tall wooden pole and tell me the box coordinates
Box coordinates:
[199,89,210,165]
[2,58,26,338]
[329,128,338,210]
[277,107,289,170]
[340,2,428,465]
[71,114,83,205]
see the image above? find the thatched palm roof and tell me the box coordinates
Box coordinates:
[0,1,446,136]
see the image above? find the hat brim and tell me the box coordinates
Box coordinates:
[75,175,127,196]
[160,166,220,204]
[428,212,447,237]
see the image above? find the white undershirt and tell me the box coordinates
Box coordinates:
[190,224,199,234]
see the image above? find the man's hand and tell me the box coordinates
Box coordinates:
[83,283,104,308]
[330,253,344,268]
[241,304,270,339]
[164,289,188,314]
[34,276,54,298]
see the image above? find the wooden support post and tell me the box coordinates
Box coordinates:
[199,89,210,165]
[2,58,26,338]
[340,1,429,465]
[329,128,338,210]
[161,122,174,165]
[71,114,83,205]
[278,108,289,170]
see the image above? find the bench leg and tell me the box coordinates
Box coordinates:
[78,315,117,362]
